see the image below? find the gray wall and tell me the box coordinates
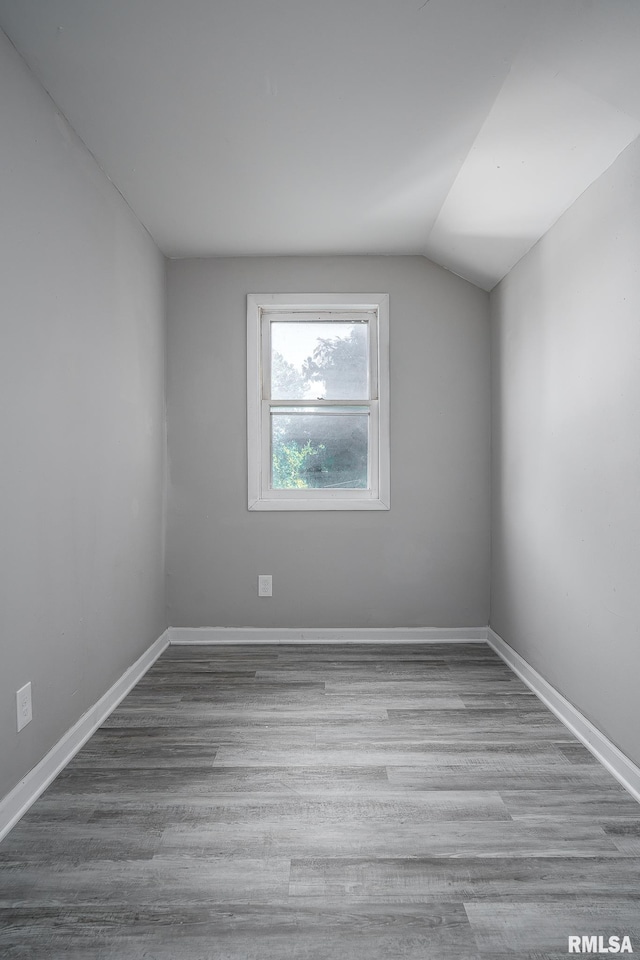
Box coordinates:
[0,31,166,800]
[166,256,490,629]
[491,136,640,767]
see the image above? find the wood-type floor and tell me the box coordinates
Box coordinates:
[1,643,639,959]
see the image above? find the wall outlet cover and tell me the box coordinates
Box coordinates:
[258,575,272,597]
[16,682,32,732]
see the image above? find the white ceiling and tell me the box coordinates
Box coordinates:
[1,0,639,289]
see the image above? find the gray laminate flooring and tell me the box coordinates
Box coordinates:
[1,643,639,959]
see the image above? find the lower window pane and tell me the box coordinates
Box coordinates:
[271,412,368,489]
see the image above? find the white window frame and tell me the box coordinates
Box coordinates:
[247,293,390,511]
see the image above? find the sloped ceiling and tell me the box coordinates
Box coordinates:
[1,0,639,289]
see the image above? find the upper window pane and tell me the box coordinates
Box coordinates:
[270,321,369,400]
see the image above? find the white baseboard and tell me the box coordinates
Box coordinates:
[168,626,488,644]
[0,630,170,842]
[487,628,640,804]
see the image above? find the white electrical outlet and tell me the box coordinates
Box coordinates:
[258,574,272,597]
[16,682,32,732]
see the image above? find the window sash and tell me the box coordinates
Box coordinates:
[261,310,378,403]
[262,400,379,498]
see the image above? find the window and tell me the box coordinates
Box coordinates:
[247,293,389,510]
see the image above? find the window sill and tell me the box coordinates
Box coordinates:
[248,497,390,511]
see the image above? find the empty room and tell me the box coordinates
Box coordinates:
[1,1,639,957]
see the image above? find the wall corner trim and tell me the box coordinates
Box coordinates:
[0,630,170,842]
[487,627,640,804]
[166,626,488,644]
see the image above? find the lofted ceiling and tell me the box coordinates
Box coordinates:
[1,0,639,289]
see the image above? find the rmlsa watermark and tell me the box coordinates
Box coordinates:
[568,935,633,954]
